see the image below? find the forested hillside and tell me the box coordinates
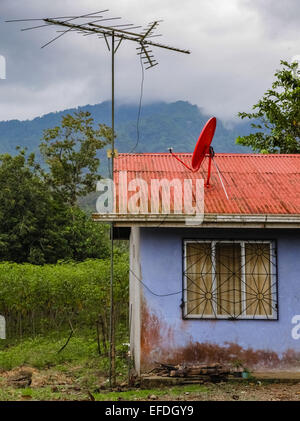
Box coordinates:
[0,100,251,160]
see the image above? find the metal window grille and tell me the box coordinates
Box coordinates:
[183,240,278,320]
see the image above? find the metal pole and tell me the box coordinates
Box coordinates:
[212,156,229,200]
[109,31,115,388]
[8,10,191,389]
[205,154,212,187]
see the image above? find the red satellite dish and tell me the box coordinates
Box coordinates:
[191,117,216,171]
[169,116,217,173]
[169,116,229,199]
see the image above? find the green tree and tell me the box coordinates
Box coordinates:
[0,150,110,264]
[62,207,110,261]
[40,111,111,206]
[0,150,69,264]
[236,60,300,153]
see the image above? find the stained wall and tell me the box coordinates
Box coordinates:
[134,227,300,372]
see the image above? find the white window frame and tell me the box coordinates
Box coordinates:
[183,240,277,320]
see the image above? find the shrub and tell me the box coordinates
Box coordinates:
[0,256,129,342]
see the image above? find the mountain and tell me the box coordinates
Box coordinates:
[0,101,252,163]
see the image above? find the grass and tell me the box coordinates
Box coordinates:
[93,384,209,401]
[1,335,299,401]
[0,383,209,402]
[0,332,212,401]
[0,331,127,373]
[0,386,85,401]
[0,330,129,393]
[0,334,96,369]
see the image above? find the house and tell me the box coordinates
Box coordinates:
[93,152,300,375]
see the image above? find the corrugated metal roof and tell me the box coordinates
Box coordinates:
[113,153,300,215]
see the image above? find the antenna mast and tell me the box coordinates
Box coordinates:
[7,10,190,387]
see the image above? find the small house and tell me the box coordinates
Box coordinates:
[94,152,300,375]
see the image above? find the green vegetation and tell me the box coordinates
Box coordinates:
[0,333,209,401]
[0,257,128,340]
[0,150,66,264]
[93,384,209,401]
[0,106,129,396]
[0,332,129,376]
[0,257,130,397]
[0,109,112,264]
[237,60,300,153]
[40,111,111,206]
[0,331,129,401]
[0,149,110,264]
[0,101,251,164]
[0,332,107,370]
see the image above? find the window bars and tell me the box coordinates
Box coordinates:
[183,240,278,320]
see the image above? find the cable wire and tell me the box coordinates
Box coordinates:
[129,53,144,153]
[107,157,112,179]
[129,269,182,297]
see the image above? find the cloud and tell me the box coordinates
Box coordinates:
[244,0,300,36]
[0,0,299,122]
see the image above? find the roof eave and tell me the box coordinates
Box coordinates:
[92,213,300,228]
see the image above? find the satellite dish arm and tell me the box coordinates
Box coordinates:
[169,150,198,173]
[205,146,215,187]
[211,155,229,200]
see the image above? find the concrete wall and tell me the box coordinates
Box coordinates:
[135,227,300,372]
[129,227,141,374]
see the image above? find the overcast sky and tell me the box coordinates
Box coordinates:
[0,0,299,122]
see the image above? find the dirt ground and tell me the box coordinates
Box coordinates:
[1,366,300,401]
[168,382,300,401]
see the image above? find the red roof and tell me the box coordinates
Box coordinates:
[113,153,300,215]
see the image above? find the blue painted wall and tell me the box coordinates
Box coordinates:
[138,228,300,368]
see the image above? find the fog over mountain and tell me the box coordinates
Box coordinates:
[0,101,252,163]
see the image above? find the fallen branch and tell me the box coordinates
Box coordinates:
[57,319,75,354]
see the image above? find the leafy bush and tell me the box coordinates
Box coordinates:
[0,151,110,264]
[0,256,129,341]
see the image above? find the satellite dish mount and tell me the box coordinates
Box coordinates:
[170,117,229,199]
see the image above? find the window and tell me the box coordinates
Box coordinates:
[183,240,277,320]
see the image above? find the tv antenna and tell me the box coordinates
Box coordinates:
[6,10,190,178]
[169,117,229,199]
[6,9,190,387]
[6,9,190,199]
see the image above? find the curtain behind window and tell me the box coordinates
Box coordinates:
[245,243,272,316]
[186,243,213,316]
[216,243,241,316]
[185,241,274,319]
